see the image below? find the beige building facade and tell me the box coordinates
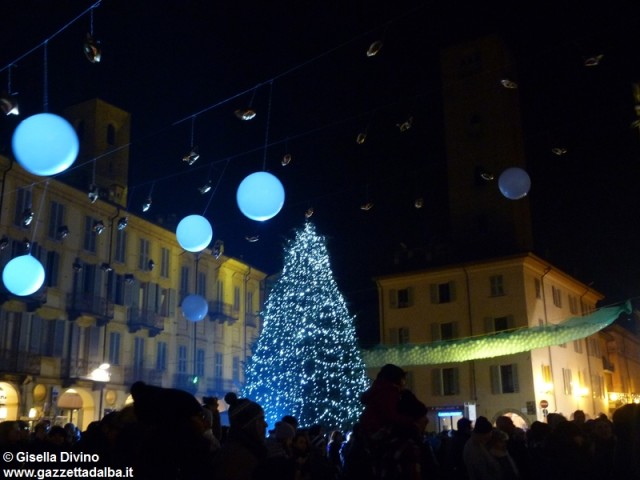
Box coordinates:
[375,253,620,431]
[0,100,266,430]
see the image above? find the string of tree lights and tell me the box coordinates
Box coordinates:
[1,0,640,340]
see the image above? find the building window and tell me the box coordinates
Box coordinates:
[83,216,97,253]
[45,250,60,288]
[232,356,240,382]
[156,341,167,371]
[486,315,514,333]
[215,352,223,378]
[534,278,542,299]
[568,295,578,314]
[552,286,562,308]
[490,275,505,296]
[432,322,458,341]
[139,239,150,270]
[432,367,460,396]
[587,338,601,357]
[14,187,32,227]
[180,266,190,302]
[161,247,170,278]
[388,327,410,345]
[48,201,65,239]
[114,230,127,263]
[430,282,455,304]
[216,280,224,302]
[197,272,207,297]
[133,337,145,370]
[196,348,205,378]
[591,374,604,399]
[562,368,573,395]
[108,332,121,366]
[247,291,254,314]
[178,345,188,374]
[573,339,583,354]
[491,364,519,394]
[541,364,553,385]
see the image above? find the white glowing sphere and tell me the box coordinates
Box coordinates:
[498,167,531,200]
[176,215,213,253]
[2,255,45,296]
[236,171,285,221]
[182,294,208,322]
[12,113,79,176]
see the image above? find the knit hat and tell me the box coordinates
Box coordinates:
[274,421,296,440]
[224,392,264,430]
[130,381,202,425]
[473,416,493,434]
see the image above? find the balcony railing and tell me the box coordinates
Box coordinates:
[206,377,238,395]
[0,350,41,375]
[66,293,114,324]
[173,372,199,393]
[127,307,165,336]
[602,356,615,373]
[208,301,237,324]
[245,313,260,328]
[124,366,164,386]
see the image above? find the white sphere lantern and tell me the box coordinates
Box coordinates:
[498,167,531,200]
[176,214,213,253]
[182,294,208,322]
[12,113,79,176]
[2,255,45,296]
[236,171,285,221]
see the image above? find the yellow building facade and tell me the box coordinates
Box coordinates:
[0,100,266,430]
[374,253,620,431]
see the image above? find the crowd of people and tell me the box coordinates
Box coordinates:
[1,366,639,479]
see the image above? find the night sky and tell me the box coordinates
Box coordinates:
[2,1,640,344]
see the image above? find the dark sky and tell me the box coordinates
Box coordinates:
[2,1,640,343]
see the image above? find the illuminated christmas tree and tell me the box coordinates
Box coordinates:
[242,221,370,430]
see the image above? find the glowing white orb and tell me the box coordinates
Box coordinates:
[498,167,531,200]
[12,113,79,176]
[2,254,45,296]
[176,215,213,253]
[236,171,285,221]
[182,294,208,322]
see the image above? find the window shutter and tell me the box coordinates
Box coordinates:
[430,284,438,304]
[452,367,460,394]
[53,320,65,357]
[452,321,459,339]
[507,315,516,329]
[30,316,43,353]
[168,289,177,317]
[95,267,105,296]
[490,365,501,394]
[389,289,398,308]
[147,283,157,312]
[431,369,443,396]
[449,281,457,301]
[388,328,399,345]
[431,323,441,342]
[88,326,101,360]
[511,364,520,393]
[484,317,494,334]
[407,287,415,306]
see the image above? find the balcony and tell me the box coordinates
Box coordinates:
[127,307,165,337]
[173,372,199,394]
[245,313,260,328]
[602,356,615,373]
[0,285,48,312]
[0,350,41,375]
[124,366,164,386]
[66,292,114,325]
[206,377,237,395]
[208,301,237,324]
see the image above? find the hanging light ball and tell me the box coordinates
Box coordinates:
[12,113,79,176]
[176,214,213,253]
[236,171,285,221]
[2,254,45,296]
[498,167,531,200]
[182,294,208,322]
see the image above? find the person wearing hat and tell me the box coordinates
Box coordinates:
[463,416,501,480]
[212,392,278,480]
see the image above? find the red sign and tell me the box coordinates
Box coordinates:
[539,399,549,408]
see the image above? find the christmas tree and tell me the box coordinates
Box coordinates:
[242,221,370,430]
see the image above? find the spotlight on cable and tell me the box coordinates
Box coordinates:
[72,260,83,272]
[117,216,128,231]
[198,180,212,194]
[83,33,102,63]
[142,197,152,212]
[100,262,113,272]
[0,92,19,116]
[93,220,105,235]
[22,208,34,227]
[182,146,200,165]
[57,226,70,240]
[88,184,99,203]
[124,273,134,285]
[234,108,256,121]
[212,240,223,259]
[147,259,155,271]
[0,237,8,250]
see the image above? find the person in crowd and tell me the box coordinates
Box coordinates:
[265,420,296,459]
[486,428,520,480]
[463,416,501,480]
[130,381,215,480]
[203,396,222,443]
[611,403,640,477]
[308,423,328,457]
[290,429,337,480]
[213,391,292,480]
[494,416,528,478]
[525,420,551,480]
[545,416,590,480]
[327,429,345,472]
[281,414,299,433]
[441,417,472,480]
